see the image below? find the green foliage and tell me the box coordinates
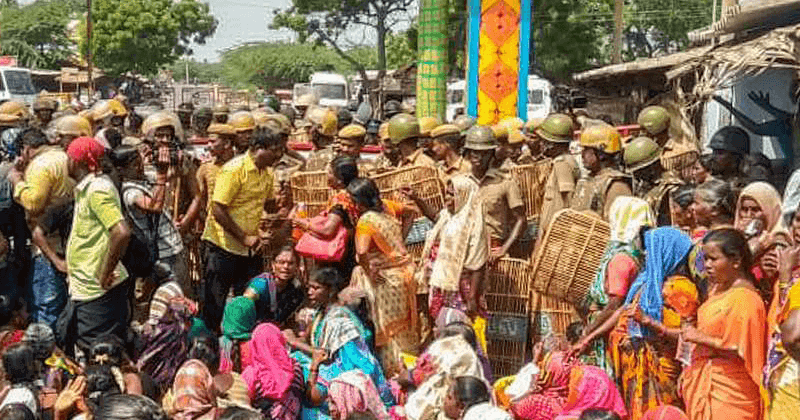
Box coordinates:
[211,42,376,90]
[0,0,83,69]
[385,33,416,69]
[532,0,608,81]
[82,0,217,76]
[272,0,415,75]
[624,0,715,58]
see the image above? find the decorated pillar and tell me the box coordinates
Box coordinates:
[416,0,448,119]
[466,0,532,124]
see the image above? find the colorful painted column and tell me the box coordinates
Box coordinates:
[416,0,448,119]
[466,0,531,123]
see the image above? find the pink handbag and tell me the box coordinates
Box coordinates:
[294,213,349,262]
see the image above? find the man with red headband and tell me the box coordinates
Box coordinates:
[61,136,131,353]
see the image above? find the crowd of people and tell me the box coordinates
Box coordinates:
[0,90,793,420]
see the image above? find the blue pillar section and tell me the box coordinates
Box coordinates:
[517,0,531,120]
[466,0,481,118]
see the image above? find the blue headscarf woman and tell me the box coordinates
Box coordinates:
[609,227,696,420]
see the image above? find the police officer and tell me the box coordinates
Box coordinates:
[212,103,230,124]
[537,114,580,239]
[708,126,749,189]
[32,98,57,130]
[571,125,632,220]
[228,111,256,154]
[637,106,672,146]
[388,113,437,169]
[303,107,338,171]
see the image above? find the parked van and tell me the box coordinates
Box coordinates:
[446,75,552,122]
[310,72,349,109]
[0,67,35,105]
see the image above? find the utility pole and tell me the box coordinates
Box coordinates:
[613,0,623,63]
[86,0,93,101]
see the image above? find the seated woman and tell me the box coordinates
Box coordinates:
[348,178,419,376]
[94,394,169,420]
[88,337,143,396]
[554,366,627,420]
[291,155,361,280]
[283,268,394,420]
[53,364,123,420]
[169,335,224,420]
[406,177,488,321]
[243,246,305,327]
[680,228,766,420]
[443,376,511,420]
[137,288,196,398]
[401,323,486,420]
[242,323,304,420]
[329,370,392,420]
[219,297,257,374]
[1,343,39,415]
[0,295,29,354]
[510,350,577,420]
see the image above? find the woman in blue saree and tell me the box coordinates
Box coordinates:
[284,267,394,420]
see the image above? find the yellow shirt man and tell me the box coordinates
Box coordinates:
[202,152,274,256]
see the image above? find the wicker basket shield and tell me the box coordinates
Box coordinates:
[371,165,445,212]
[289,171,333,218]
[530,209,610,307]
[485,258,534,378]
[509,160,553,220]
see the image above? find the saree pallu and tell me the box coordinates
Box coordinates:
[352,261,419,377]
[609,275,698,420]
[608,330,682,420]
[353,210,420,376]
[680,287,766,420]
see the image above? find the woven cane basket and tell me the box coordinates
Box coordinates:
[530,291,579,341]
[485,257,534,378]
[290,171,333,218]
[510,160,552,220]
[371,166,445,212]
[531,209,610,307]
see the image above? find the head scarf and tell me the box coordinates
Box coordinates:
[220,297,257,373]
[172,359,217,420]
[329,370,391,420]
[138,300,193,393]
[404,335,485,420]
[420,175,486,292]
[586,196,654,309]
[435,308,470,331]
[554,366,627,420]
[736,181,781,234]
[537,351,574,395]
[241,323,295,401]
[148,281,184,325]
[642,405,689,420]
[66,136,105,171]
[624,227,693,337]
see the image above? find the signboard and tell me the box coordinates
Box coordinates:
[486,314,529,343]
[0,56,17,66]
[60,67,90,84]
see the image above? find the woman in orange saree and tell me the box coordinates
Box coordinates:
[348,178,419,377]
[680,228,767,420]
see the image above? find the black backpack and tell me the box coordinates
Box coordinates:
[120,183,159,278]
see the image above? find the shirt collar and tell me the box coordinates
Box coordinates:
[74,172,98,192]
[468,167,502,185]
[244,151,260,172]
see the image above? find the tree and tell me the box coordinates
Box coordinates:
[0,0,83,69]
[81,0,217,76]
[210,42,376,90]
[623,0,715,59]
[531,0,609,81]
[272,0,416,112]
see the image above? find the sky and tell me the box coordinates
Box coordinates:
[191,0,297,62]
